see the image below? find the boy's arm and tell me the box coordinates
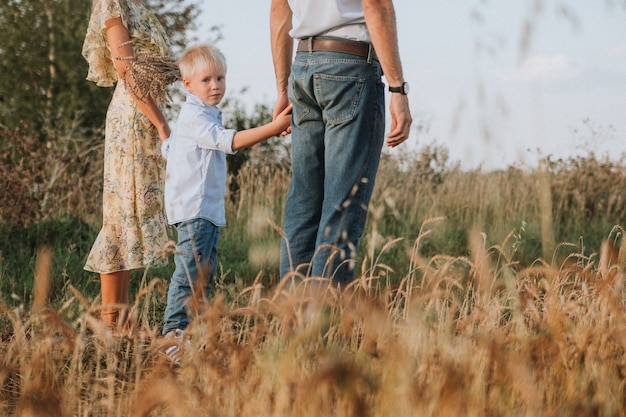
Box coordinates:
[231,104,292,151]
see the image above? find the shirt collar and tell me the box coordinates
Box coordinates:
[185,92,221,115]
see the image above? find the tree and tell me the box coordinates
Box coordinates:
[0,0,199,132]
[221,96,291,191]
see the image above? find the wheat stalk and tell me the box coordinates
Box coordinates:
[118,41,180,102]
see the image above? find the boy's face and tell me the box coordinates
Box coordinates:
[183,65,226,106]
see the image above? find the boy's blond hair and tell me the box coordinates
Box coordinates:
[178,44,227,79]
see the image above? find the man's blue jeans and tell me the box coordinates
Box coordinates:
[279,43,385,286]
[162,218,219,334]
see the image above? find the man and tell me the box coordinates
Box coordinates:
[271,0,412,286]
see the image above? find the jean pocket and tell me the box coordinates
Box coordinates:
[288,72,311,126]
[314,73,365,126]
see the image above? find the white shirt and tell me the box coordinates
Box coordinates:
[161,93,237,226]
[288,0,370,42]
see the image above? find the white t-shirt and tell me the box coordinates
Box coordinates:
[288,0,371,42]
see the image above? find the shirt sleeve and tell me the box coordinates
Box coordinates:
[81,0,126,86]
[161,136,171,160]
[191,122,237,154]
[182,109,237,154]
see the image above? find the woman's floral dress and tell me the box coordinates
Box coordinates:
[82,0,170,273]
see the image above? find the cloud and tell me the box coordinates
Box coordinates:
[503,54,584,83]
[605,43,626,58]
[602,44,626,74]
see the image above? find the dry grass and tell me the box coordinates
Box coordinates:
[2,223,626,416]
[118,41,180,103]
[3,126,626,417]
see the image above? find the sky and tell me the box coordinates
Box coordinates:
[190,1,626,170]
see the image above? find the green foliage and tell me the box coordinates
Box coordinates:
[0,0,100,130]
[2,147,626,309]
[0,124,103,226]
[0,216,176,314]
[217,232,279,290]
[548,152,626,236]
[223,98,271,179]
[223,98,289,173]
[221,97,291,196]
[0,0,200,132]
[0,217,96,306]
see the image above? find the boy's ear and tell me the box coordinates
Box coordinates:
[182,78,192,92]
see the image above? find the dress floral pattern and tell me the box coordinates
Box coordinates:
[82,0,171,273]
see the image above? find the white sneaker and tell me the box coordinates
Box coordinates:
[163,329,188,365]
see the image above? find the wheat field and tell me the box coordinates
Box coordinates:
[2,232,626,416]
[2,145,626,416]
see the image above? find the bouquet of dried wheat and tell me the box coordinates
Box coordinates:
[118,42,181,102]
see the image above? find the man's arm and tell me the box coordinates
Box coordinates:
[270,0,293,126]
[363,0,412,147]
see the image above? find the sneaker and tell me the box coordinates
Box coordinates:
[163,329,188,365]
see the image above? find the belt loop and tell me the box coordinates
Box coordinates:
[308,37,313,53]
[366,44,373,64]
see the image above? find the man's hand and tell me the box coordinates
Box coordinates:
[273,94,292,136]
[386,94,412,147]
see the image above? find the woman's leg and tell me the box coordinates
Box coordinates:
[100,270,131,330]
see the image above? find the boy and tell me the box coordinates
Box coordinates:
[161,44,291,358]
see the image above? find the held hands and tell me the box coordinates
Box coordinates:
[274,102,293,136]
[271,94,410,144]
[387,94,412,148]
[273,94,292,136]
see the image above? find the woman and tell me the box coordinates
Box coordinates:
[82,0,171,332]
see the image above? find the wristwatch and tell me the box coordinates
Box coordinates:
[389,81,409,95]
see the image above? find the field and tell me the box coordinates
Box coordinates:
[2,138,626,416]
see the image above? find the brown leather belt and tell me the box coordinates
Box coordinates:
[297,38,377,60]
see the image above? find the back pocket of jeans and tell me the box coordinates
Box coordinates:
[314,73,365,126]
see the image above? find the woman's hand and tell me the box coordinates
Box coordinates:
[158,125,171,144]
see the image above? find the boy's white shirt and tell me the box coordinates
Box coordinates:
[162,93,237,226]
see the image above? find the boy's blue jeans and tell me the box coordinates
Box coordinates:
[279,44,385,286]
[162,218,219,334]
